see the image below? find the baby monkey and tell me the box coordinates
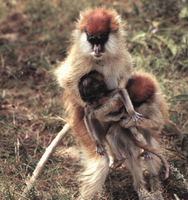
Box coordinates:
[79,71,142,157]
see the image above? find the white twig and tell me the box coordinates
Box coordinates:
[20,123,71,200]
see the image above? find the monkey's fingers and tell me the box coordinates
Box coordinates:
[135,112,144,118]
[131,112,144,124]
[141,154,153,160]
[139,151,153,160]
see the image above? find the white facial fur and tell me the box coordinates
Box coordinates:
[77,31,92,56]
[74,31,105,59]
[74,27,125,60]
[105,33,119,57]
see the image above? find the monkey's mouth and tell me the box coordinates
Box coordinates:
[94,53,102,58]
[91,52,103,59]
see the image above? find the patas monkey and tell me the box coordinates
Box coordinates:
[56,8,168,200]
[56,7,135,199]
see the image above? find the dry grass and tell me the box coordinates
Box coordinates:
[0,0,188,199]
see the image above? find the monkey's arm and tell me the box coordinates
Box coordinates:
[120,117,160,131]
[119,103,164,132]
[94,89,142,123]
[84,106,107,155]
[111,88,143,123]
[94,100,124,122]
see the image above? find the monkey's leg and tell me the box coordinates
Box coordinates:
[66,97,109,200]
[119,132,154,200]
[130,127,153,161]
[84,106,108,155]
[74,119,109,200]
[133,139,169,179]
[126,148,153,200]
[117,89,143,123]
[146,137,164,200]
[106,125,127,169]
[119,106,164,133]
[110,88,143,123]
[94,100,124,122]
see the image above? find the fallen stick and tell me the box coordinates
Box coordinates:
[20,123,70,200]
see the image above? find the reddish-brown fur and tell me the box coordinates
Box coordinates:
[126,72,168,123]
[127,74,156,103]
[63,90,97,158]
[78,8,119,35]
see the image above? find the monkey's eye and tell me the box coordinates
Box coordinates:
[86,31,109,45]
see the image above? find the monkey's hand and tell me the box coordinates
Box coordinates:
[128,111,143,124]
[119,117,136,128]
[96,143,106,155]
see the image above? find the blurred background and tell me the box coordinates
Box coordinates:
[0,0,188,199]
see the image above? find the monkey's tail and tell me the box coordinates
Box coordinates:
[20,124,71,200]
[78,153,109,200]
[134,139,169,179]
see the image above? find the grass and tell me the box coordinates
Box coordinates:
[0,0,188,199]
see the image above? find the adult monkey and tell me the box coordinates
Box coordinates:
[55,8,167,200]
[56,8,134,199]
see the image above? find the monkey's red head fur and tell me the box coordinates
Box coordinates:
[78,8,119,35]
[75,8,123,59]
[126,71,158,104]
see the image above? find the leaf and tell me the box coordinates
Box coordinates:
[154,35,178,55]
[168,38,178,55]
[131,32,146,42]
[132,2,139,15]
[168,94,188,102]
[182,34,188,44]
[181,136,186,152]
[179,7,188,18]
[152,21,163,27]
[2,90,6,98]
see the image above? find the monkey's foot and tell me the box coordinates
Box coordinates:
[137,188,155,200]
[150,190,164,200]
[96,143,106,155]
[131,111,144,124]
[139,151,153,160]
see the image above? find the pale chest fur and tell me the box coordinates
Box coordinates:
[93,59,132,90]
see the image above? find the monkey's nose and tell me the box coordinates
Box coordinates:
[93,44,101,54]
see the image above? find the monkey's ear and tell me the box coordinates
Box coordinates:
[115,15,121,25]
[79,13,84,22]
[75,14,83,26]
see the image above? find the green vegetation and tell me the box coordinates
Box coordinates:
[0,0,188,199]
